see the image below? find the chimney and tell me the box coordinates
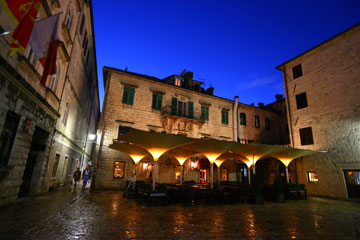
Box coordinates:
[258,102,264,108]
[275,94,284,102]
[206,87,214,95]
[183,71,193,89]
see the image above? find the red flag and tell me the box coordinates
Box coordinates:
[29,14,60,86]
[1,0,41,57]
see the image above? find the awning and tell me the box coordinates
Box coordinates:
[109,141,150,164]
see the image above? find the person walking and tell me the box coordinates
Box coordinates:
[82,165,91,189]
[73,167,81,187]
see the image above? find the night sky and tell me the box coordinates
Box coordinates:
[93,0,360,109]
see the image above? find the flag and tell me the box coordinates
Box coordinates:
[1,0,41,57]
[29,13,60,86]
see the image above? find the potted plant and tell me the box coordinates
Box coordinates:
[272,174,285,203]
[251,174,264,205]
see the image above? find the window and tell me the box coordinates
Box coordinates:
[292,64,303,79]
[237,138,246,144]
[221,109,229,125]
[63,102,70,126]
[344,170,360,185]
[64,10,72,30]
[201,105,209,121]
[265,118,270,130]
[175,78,181,86]
[152,93,162,111]
[49,63,59,92]
[0,111,20,166]
[122,86,135,105]
[240,112,246,125]
[177,100,187,117]
[82,30,87,48]
[299,127,314,145]
[25,46,38,66]
[296,92,308,109]
[79,15,85,34]
[52,154,60,177]
[307,172,318,183]
[117,126,131,139]
[114,161,125,178]
[254,115,260,128]
[187,101,194,119]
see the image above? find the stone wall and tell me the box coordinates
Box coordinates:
[280,24,360,199]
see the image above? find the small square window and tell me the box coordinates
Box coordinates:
[296,92,308,109]
[292,64,303,79]
[307,172,318,183]
[299,127,314,145]
[114,161,126,178]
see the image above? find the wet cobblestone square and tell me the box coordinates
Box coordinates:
[0,187,359,239]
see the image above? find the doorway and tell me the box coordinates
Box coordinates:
[200,169,207,184]
[344,170,360,198]
[18,126,49,197]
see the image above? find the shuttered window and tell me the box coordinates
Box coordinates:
[171,97,178,115]
[122,86,135,105]
[254,116,260,128]
[201,105,209,121]
[152,93,162,111]
[221,109,229,125]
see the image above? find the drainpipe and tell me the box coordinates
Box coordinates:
[233,96,239,142]
[282,65,298,183]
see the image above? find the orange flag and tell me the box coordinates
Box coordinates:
[0,0,41,57]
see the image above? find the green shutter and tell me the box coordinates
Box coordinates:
[201,105,209,121]
[171,97,177,115]
[129,87,135,105]
[122,89,128,104]
[157,94,162,111]
[188,101,194,119]
[152,93,157,110]
[123,86,135,105]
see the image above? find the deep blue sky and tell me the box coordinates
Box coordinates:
[93,0,359,109]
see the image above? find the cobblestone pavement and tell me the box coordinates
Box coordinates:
[0,188,359,240]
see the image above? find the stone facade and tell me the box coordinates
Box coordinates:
[0,0,99,207]
[277,24,360,199]
[94,67,288,190]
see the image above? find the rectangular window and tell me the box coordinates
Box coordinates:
[201,105,209,121]
[240,112,246,125]
[117,125,131,140]
[122,86,135,105]
[299,127,314,145]
[238,138,246,144]
[79,15,85,34]
[307,172,318,183]
[177,101,187,117]
[151,93,162,111]
[0,111,20,166]
[296,92,308,109]
[82,30,87,48]
[254,115,260,128]
[221,109,229,125]
[52,154,60,177]
[292,64,303,79]
[175,79,181,86]
[171,97,177,115]
[265,118,270,130]
[114,161,125,178]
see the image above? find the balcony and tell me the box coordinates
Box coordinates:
[161,105,206,122]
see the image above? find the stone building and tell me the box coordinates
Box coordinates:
[0,0,99,207]
[276,23,360,199]
[94,67,288,190]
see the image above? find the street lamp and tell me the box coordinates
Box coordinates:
[88,134,96,141]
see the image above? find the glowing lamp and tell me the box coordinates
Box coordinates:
[278,158,293,167]
[205,154,220,164]
[177,157,187,165]
[148,148,167,161]
[88,134,96,141]
[214,160,224,167]
[130,155,145,165]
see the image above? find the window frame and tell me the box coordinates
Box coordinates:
[240,112,246,126]
[122,86,135,105]
[201,105,209,121]
[151,93,162,111]
[299,127,314,145]
[254,115,260,128]
[296,92,308,109]
[292,64,303,79]
[307,171,318,183]
[113,161,126,179]
[221,109,229,125]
